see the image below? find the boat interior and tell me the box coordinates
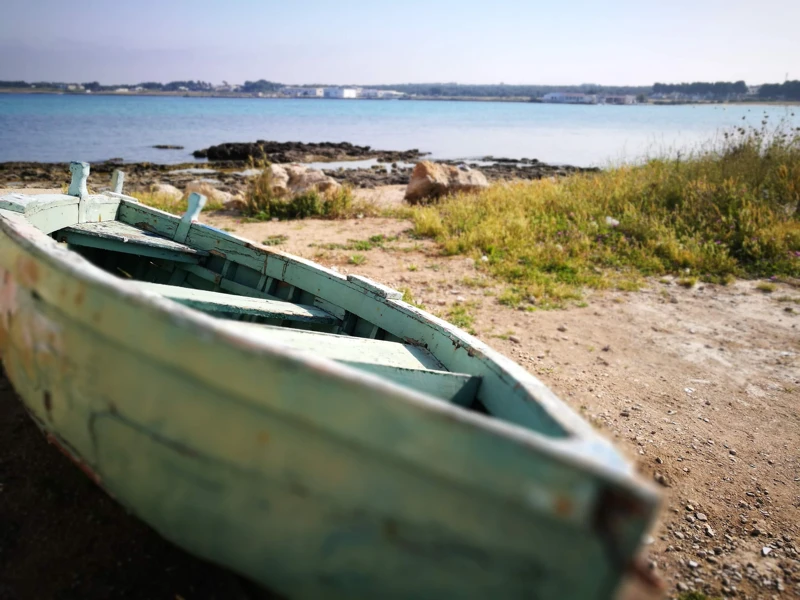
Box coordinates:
[3,170,496,417]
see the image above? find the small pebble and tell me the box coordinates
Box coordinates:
[508,335,521,344]
[761,546,772,557]
[696,512,708,522]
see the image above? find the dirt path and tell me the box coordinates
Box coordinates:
[1,206,798,599]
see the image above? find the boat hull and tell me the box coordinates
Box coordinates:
[0,213,656,600]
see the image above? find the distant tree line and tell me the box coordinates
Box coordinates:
[240,80,283,93]
[652,81,747,97]
[758,80,800,101]
[2,79,799,101]
[0,80,216,92]
[368,83,651,98]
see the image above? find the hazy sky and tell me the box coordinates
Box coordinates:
[1,0,797,86]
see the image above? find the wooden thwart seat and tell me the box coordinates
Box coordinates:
[132,281,338,325]
[57,221,208,264]
[223,321,481,405]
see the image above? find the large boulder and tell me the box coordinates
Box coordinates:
[184,181,233,204]
[149,183,183,202]
[268,164,341,197]
[404,161,489,204]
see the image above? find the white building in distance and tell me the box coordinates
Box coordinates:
[359,88,405,99]
[542,92,598,104]
[281,87,324,98]
[324,87,358,99]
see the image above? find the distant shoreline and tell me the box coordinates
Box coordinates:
[1,88,798,106]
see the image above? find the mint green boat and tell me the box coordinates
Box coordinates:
[0,163,659,600]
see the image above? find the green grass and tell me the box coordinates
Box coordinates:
[399,286,425,309]
[131,191,224,215]
[756,281,777,292]
[262,234,289,246]
[677,592,720,600]
[348,253,367,265]
[447,301,478,334]
[411,122,800,307]
[311,234,398,252]
[242,159,376,220]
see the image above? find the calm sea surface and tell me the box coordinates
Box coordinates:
[0,93,796,166]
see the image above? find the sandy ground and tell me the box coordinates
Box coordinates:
[1,187,799,598]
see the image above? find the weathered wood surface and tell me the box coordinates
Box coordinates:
[223,322,444,371]
[174,192,205,244]
[58,221,208,264]
[0,195,659,599]
[133,281,338,325]
[221,322,476,402]
[111,170,125,194]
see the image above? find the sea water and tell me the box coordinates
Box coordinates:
[0,93,796,166]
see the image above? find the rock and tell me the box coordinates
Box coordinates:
[223,193,247,213]
[688,560,699,569]
[404,161,489,204]
[149,183,183,202]
[152,144,184,150]
[509,335,521,344]
[761,546,772,556]
[267,164,341,197]
[184,181,232,204]
[605,216,620,227]
[696,513,708,522]
[192,140,423,163]
[557,324,567,332]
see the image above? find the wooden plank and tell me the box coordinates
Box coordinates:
[55,231,205,265]
[344,363,481,405]
[58,220,208,264]
[0,193,78,214]
[62,221,208,256]
[0,194,81,234]
[176,264,283,302]
[221,322,445,371]
[117,199,180,238]
[132,281,338,325]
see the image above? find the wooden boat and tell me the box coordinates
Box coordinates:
[0,163,659,599]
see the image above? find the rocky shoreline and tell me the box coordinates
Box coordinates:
[193,140,424,164]
[0,141,600,195]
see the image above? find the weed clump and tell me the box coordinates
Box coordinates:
[243,159,373,220]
